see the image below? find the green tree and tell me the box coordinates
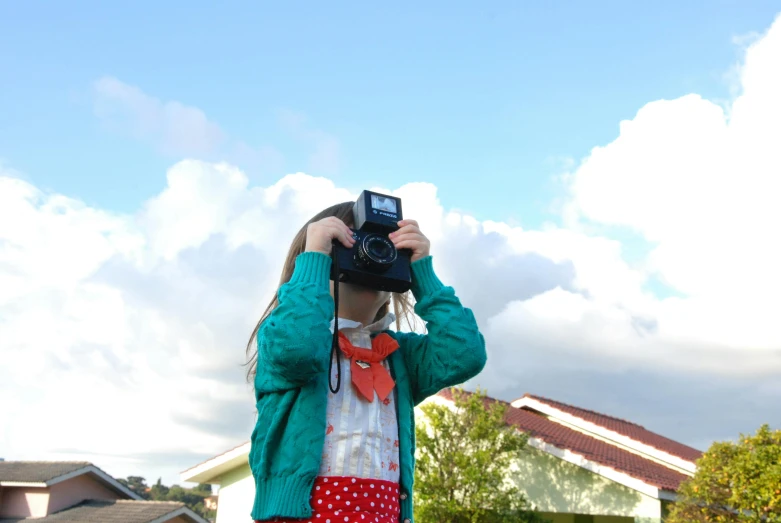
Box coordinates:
[150,477,169,499]
[166,484,204,507]
[160,483,216,521]
[117,476,150,500]
[414,387,545,523]
[193,483,213,495]
[668,424,781,523]
[121,476,216,521]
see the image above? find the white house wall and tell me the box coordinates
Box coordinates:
[511,446,662,520]
[214,463,255,523]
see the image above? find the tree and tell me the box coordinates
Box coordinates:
[668,424,781,523]
[414,387,545,523]
[150,477,169,499]
[117,475,150,499]
[193,483,213,495]
[117,476,216,521]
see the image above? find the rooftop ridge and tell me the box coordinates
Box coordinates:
[522,393,645,428]
[438,387,512,405]
[437,388,702,464]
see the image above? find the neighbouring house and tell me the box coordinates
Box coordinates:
[204,495,218,512]
[0,461,209,523]
[181,444,253,523]
[436,389,701,523]
[181,390,701,523]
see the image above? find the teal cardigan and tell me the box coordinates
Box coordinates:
[250,252,487,522]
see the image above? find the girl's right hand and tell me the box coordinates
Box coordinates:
[305,217,356,256]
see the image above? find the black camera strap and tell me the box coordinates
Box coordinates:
[329,243,342,394]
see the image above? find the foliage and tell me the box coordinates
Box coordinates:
[117,475,150,499]
[668,424,781,523]
[117,476,216,521]
[413,387,546,523]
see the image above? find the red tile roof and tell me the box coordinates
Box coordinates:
[521,394,702,462]
[436,389,692,491]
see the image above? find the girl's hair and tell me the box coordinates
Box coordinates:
[245,201,416,381]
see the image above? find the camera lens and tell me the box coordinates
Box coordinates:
[368,240,392,259]
[356,234,397,272]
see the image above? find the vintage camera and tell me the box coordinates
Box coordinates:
[331,190,412,293]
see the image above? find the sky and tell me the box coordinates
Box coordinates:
[1,1,781,489]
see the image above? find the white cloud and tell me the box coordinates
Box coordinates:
[0,164,370,484]
[564,15,781,302]
[1,156,777,486]
[550,14,781,359]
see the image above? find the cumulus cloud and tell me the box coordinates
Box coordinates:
[522,14,781,381]
[567,16,781,299]
[1,163,778,486]
[3,13,781,487]
[462,14,781,419]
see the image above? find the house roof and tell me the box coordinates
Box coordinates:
[180,441,251,485]
[0,500,209,523]
[520,394,703,462]
[0,461,141,500]
[505,405,689,491]
[0,461,92,483]
[436,388,693,492]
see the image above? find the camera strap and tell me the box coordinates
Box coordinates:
[329,243,342,394]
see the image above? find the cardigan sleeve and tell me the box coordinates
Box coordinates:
[254,252,334,394]
[392,256,487,405]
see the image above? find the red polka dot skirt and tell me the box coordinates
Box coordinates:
[257,476,401,523]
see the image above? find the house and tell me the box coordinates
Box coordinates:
[181,391,701,523]
[0,461,209,523]
[181,443,253,523]
[436,389,701,523]
[204,495,218,511]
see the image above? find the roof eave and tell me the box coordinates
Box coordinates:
[0,481,48,487]
[180,442,251,485]
[527,436,678,499]
[512,396,697,475]
[0,465,141,501]
[49,465,142,500]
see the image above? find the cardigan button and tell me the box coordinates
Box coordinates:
[403,519,411,523]
[400,492,408,500]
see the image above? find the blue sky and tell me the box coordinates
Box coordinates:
[3,1,781,489]
[2,0,779,226]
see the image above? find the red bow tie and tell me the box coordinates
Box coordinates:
[337,332,399,402]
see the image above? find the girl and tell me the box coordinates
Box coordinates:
[246,202,486,523]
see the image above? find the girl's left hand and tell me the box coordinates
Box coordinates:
[389,219,431,263]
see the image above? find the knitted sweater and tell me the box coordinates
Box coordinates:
[250,252,486,522]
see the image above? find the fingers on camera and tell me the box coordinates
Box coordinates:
[337,225,355,248]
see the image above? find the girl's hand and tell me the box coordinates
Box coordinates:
[389,219,431,262]
[305,217,356,256]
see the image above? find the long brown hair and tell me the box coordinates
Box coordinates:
[245,201,416,381]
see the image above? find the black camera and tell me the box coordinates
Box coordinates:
[331,190,412,293]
